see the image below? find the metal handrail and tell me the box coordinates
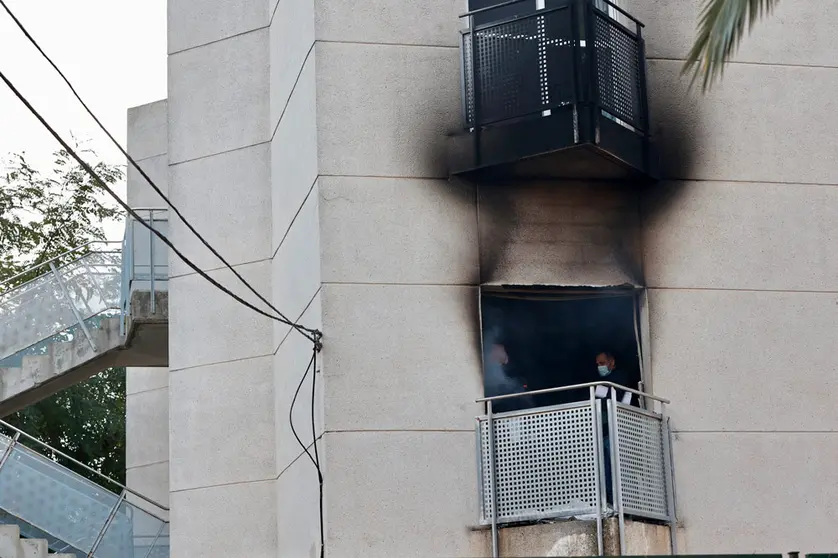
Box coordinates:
[0,248,124,361]
[476,382,675,558]
[0,419,169,515]
[460,0,531,18]
[0,278,110,311]
[467,4,570,33]
[121,209,168,320]
[0,242,121,292]
[459,0,645,28]
[589,0,644,27]
[476,380,670,404]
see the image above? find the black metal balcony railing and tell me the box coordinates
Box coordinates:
[450,0,656,181]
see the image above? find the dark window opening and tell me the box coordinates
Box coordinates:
[481,287,642,414]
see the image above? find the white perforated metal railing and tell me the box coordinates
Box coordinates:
[476,381,677,558]
[613,404,668,520]
[477,402,598,524]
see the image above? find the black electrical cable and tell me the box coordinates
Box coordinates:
[1,5,328,550]
[0,0,318,341]
[290,351,318,470]
[289,335,325,558]
[0,68,316,342]
[311,338,324,558]
[6,64,328,546]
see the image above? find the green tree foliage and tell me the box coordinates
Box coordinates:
[0,145,127,485]
[8,368,127,485]
[0,147,122,282]
[684,0,779,90]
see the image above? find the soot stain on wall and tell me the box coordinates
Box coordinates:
[640,68,700,223]
[423,58,703,373]
[477,180,645,287]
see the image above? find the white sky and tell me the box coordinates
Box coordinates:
[0,0,167,240]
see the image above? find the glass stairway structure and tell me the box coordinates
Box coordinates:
[0,210,169,557]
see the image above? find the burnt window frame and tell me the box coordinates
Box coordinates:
[478,285,648,412]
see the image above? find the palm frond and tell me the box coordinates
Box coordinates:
[682,0,780,91]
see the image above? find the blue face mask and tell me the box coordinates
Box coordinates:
[597,365,611,377]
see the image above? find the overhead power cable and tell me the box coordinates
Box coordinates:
[0,68,317,343]
[0,0,317,342]
[0,5,327,552]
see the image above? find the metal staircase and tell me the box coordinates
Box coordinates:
[0,210,170,557]
[0,210,169,416]
[0,420,169,558]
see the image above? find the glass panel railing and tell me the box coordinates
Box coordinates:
[120,210,169,331]
[0,436,120,554]
[147,522,170,558]
[59,252,123,318]
[0,270,76,361]
[0,508,85,556]
[0,250,122,361]
[121,211,169,289]
[125,216,168,284]
[97,499,168,558]
[0,428,169,558]
[0,310,121,368]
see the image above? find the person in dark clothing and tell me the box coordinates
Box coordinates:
[594,351,634,507]
[481,305,536,413]
[595,351,633,405]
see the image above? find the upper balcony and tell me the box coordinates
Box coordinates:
[448,0,656,182]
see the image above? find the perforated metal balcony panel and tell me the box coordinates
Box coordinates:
[448,108,657,181]
[450,0,658,182]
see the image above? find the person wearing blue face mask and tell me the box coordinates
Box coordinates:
[595,351,632,406]
[594,351,633,508]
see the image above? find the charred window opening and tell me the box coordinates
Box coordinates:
[481,287,642,413]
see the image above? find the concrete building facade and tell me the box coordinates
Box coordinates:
[125,0,838,556]
[126,100,171,516]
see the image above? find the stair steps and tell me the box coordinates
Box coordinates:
[0,236,170,557]
[0,525,75,558]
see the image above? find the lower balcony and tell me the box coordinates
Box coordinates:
[474,381,676,556]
